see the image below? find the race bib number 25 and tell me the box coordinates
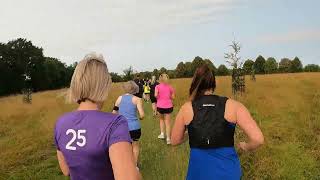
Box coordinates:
[65,129,87,151]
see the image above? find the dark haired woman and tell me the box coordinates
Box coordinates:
[171,64,264,179]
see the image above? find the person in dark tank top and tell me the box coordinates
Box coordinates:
[171,64,264,180]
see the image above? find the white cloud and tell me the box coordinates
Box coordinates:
[256,29,320,44]
[0,0,240,71]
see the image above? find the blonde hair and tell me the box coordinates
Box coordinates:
[122,81,139,95]
[151,75,156,85]
[159,73,169,83]
[68,52,112,104]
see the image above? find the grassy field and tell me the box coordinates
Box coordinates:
[0,73,320,180]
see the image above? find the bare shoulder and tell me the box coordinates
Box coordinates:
[225,98,244,123]
[115,96,122,105]
[132,96,141,104]
[226,98,243,110]
[181,101,192,111]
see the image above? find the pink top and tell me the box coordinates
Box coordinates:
[155,83,174,108]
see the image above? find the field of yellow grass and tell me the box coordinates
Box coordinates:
[0,73,320,180]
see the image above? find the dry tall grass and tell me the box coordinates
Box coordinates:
[0,73,319,179]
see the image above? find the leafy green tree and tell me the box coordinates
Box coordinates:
[159,67,167,74]
[191,56,205,74]
[175,62,187,78]
[152,69,159,78]
[110,72,123,82]
[216,65,229,76]
[243,59,254,74]
[304,64,320,72]
[5,38,46,92]
[167,70,176,79]
[0,43,11,95]
[279,58,291,73]
[204,59,217,74]
[0,38,74,96]
[224,41,241,69]
[264,57,278,74]
[43,57,68,89]
[254,55,266,74]
[185,62,193,77]
[289,57,303,72]
[123,66,134,81]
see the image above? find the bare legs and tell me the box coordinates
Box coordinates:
[132,141,139,166]
[158,113,171,144]
[152,103,157,116]
[164,114,171,144]
[159,114,165,136]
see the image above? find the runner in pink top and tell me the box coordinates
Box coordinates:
[155,83,174,108]
[155,73,175,145]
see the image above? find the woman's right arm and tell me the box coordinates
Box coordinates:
[235,101,264,151]
[171,102,192,145]
[109,142,141,180]
[112,96,121,114]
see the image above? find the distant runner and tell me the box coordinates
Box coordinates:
[150,76,160,116]
[134,75,144,99]
[143,79,151,102]
[113,81,145,167]
[155,73,175,144]
[171,64,264,180]
[54,52,141,180]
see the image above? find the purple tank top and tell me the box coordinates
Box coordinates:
[54,110,131,180]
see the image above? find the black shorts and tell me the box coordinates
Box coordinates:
[129,129,141,141]
[157,107,173,114]
[150,96,157,103]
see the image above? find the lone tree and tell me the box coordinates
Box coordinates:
[251,64,256,81]
[224,40,245,97]
[123,66,134,81]
[22,74,32,103]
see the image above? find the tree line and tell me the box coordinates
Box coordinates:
[0,38,76,96]
[111,55,319,82]
[1,38,319,96]
[242,55,319,74]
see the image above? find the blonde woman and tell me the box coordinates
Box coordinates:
[150,76,160,116]
[155,73,175,144]
[113,81,145,167]
[54,53,141,180]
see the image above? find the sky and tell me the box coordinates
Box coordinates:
[0,0,319,73]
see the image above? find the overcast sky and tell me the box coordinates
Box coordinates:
[1,0,319,73]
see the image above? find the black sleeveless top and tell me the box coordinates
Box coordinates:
[187,95,235,149]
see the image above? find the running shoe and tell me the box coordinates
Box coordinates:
[158,133,165,139]
[166,138,171,145]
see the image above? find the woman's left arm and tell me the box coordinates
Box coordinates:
[112,96,121,114]
[171,87,175,100]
